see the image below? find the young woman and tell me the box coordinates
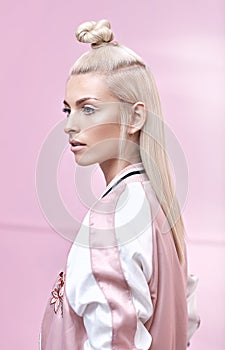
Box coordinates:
[40,19,200,350]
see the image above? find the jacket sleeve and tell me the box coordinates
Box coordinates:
[66,182,154,350]
[186,274,201,347]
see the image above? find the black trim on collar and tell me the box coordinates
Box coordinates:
[101,169,145,198]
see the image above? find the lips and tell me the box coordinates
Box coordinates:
[69,139,86,146]
[69,139,86,153]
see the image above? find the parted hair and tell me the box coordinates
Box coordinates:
[69,19,186,264]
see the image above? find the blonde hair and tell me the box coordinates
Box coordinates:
[69,19,186,263]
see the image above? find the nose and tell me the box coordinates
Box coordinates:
[64,113,80,134]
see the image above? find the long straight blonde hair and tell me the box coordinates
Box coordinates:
[69,21,186,263]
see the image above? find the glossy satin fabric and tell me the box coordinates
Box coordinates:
[142,181,188,349]
[40,289,87,349]
[89,184,138,349]
[40,162,200,350]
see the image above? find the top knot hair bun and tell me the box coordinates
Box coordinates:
[75,19,114,48]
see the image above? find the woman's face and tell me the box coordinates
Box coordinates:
[63,73,123,166]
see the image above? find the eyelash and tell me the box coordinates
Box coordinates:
[62,105,97,118]
[62,108,71,117]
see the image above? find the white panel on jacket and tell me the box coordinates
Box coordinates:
[114,182,153,349]
[66,181,154,350]
[187,274,201,345]
[66,213,113,349]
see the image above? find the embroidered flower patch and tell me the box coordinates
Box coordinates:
[50,271,65,317]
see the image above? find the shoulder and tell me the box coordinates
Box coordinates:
[68,179,154,251]
[92,179,151,214]
[70,179,156,250]
[88,180,153,250]
[91,180,151,225]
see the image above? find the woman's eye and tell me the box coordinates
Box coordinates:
[62,108,71,118]
[82,105,97,115]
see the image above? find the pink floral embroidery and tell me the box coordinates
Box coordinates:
[50,271,65,317]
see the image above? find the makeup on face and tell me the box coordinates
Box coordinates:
[63,74,123,166]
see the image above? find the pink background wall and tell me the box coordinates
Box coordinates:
[1,0,224,348]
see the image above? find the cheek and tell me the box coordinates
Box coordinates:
[86,123,121,142]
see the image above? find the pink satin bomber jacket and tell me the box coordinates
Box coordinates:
[40,162,200,350]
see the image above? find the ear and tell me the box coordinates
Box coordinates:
[127,102,146,135]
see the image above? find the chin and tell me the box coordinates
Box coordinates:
[73,154,98,167]
[73,151,119,167]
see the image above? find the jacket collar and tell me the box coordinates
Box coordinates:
[100,162,146,198]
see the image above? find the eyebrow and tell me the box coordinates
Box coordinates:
[63,97,100,107]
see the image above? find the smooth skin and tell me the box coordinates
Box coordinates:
[64,73,146,185]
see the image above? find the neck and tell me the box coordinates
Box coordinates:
[99,156,142,186]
